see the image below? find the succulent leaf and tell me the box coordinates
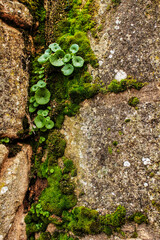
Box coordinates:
[70,44,79,54]
[61,64,74,76]
[72,56,84,67]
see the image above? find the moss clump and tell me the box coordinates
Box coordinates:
[46,129,66,160]
[128,97,139,107]
[40,166,77,216]
[107,78,145,93]
[69,83,99,104]
[38,232,51,240]
[128,212,148,224]
[111,0,121,8]
[125,119,130,123]
[60,205,126,237]
[61,207,102,236]
[112,141,118,146]
[108,146,112,154]
[57,31,98,67]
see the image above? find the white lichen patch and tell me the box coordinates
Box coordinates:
[114,70,127,81]
[123,161,131,167]
[144,182,148,187]
[142,157,151,165]
[0,186,8,194]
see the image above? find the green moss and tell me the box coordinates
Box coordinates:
[40,166,77,216]
[108,146,112,154]
[107,78,145,93]
[128,212,148,224]
[69,83,99,104]
[62,207,101,236]
[125,119,130,123]
[131,231,138,238]
[38,232,51,240]
[111,0,121,7]
[112,141,118,146]
[46,130,66,159]
[60,205,126,237]
[128,97,139,107]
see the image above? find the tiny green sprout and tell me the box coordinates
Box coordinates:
[50,169,54,173]
[49,43,61,52]
[0,137,10,143]
[33,102,39,107]
[42,110,49,116]
[37,80,46,88]
[29,104,36,113]
[37,109,44,115]
[29,96,35,103]
[30,84,39,92]
[39,136,46,144]
[45,119,54,129]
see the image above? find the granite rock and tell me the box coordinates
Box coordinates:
[0,144,32,239]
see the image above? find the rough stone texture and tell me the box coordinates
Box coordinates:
[0,19,30,138]
[0,0,33,29]
[61,82,160,236]
[80,223,160,239]
[6,205,27,240]
[0,144,32,239]
[89,0,160,84]
[0,144,9,167]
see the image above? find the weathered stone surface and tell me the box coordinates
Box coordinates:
[6,205,27,240]
[80,223,159,240]
[0,0,33,29]
[0,19,30,138]
[0,144,32,239]
[0,144,8,167]
[61,82,160,236]
[89,0,160,84]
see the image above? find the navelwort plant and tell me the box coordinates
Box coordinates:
[29,68,54,131]
[38,43,84,76]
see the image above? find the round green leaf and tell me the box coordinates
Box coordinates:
[38,70,44,74]
[70,44,79,54]
[33,102,39,107]
[39,74,44,79]
[45,49,51,54]
[46,116,50,121]
[42,110,49,116]
[34,115,46,128]
[29,96,35,103]
[49,43,61,52]
[30,84,39,92]
[45,120,54,129]
[29,104,36,113]
[49,50,65,67]
[63,54,71,63]
[35,88,51,105]
[37,80,46,88]
[61,64,74,76]
[37,110,44,115]
[38,53,50,64]
[72,56,84,67]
